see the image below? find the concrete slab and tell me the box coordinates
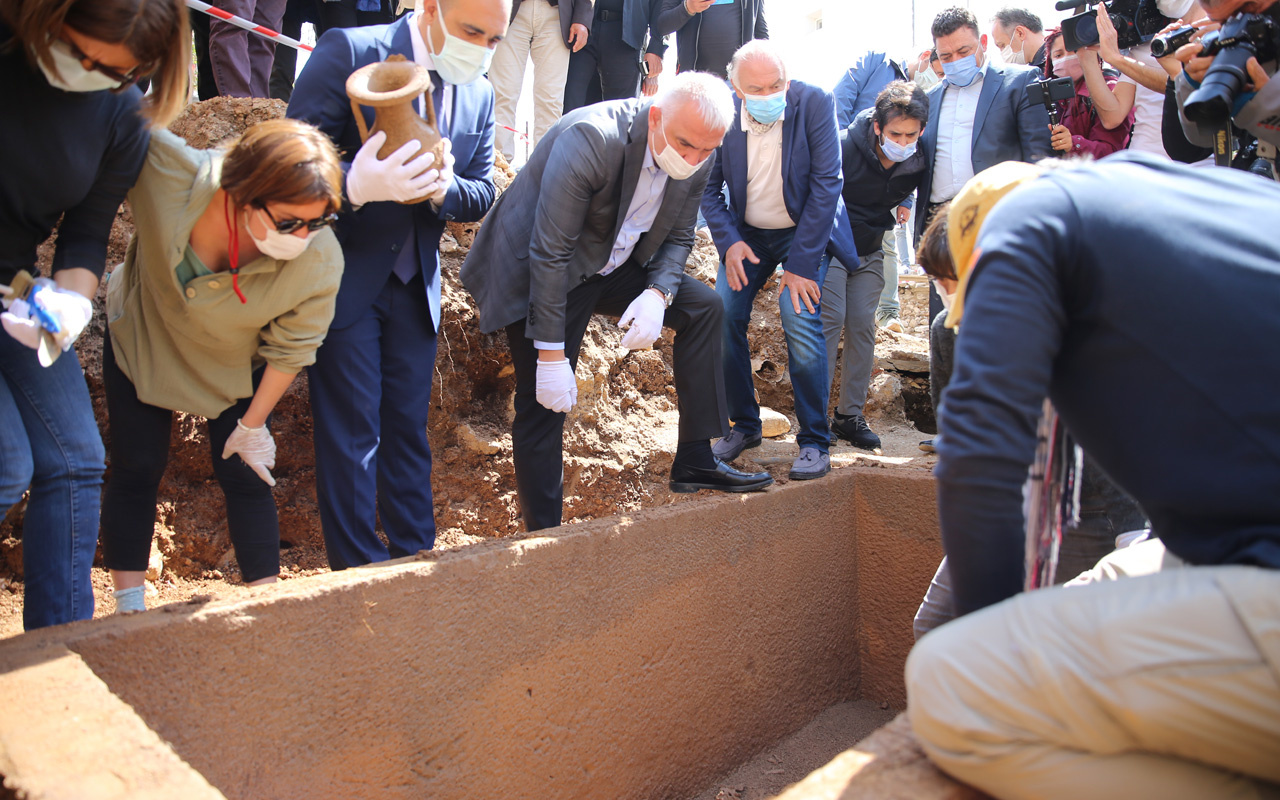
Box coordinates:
[0,467,942,800]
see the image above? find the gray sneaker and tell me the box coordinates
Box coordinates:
[712,428,763,462]
[788,447,830,480]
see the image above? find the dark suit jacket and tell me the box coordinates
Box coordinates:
[700,81,851,281]
[461,99,710,342]
[916,60,1053,236]
[657,0,767,73]
[286,16,497,331]
[510,0,594,47]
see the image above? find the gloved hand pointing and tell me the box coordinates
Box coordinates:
[536,358,578,413]
[222,419,277,487]
[346,131,440,206]
[617,288,666,350]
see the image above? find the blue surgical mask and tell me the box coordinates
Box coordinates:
[880,136,917,163]
[942,54,981,88]
[743,88,786,125]
[426,10,494,86]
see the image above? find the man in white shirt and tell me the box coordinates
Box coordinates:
[917,6,1052,320]
[701,41,848,481]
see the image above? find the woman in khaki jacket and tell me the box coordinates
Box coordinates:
[101,119,345,612]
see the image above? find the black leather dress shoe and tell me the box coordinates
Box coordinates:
[669,458,774,494]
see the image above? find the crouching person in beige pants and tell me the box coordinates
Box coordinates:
[905,157,1280,800]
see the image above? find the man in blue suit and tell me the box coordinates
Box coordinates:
[702,40,847,481]
[287,0,509,569]
[917,6,1052,322]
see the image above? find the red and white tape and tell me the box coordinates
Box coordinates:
[185,0,313,51]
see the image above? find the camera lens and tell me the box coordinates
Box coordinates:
[1184,44,1255,124]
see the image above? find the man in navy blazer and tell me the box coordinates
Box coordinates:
[917,6,1052,320]
[702,41,847,481]
[287,0,508,570]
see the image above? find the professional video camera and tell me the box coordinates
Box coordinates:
[1183,12,1280,124]
[1056,0,1181,52]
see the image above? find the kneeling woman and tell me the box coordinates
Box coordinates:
[102,119,344,611]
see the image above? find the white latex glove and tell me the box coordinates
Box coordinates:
[222,419,277,487]
[617,289,666,350]
[1,280,92,356]
[346,131,439,206]
[426,138,455,207]
[535,358,578,414]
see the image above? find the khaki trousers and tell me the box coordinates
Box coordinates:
[489,0,570,161]
[906,543,1280,800]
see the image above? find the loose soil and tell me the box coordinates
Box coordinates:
[0,98,937,638]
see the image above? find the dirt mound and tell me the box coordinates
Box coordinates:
[0,97,930,597]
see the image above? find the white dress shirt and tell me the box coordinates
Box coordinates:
[930,63,987,204]
[742,105,796,230]
[534,144,669,351]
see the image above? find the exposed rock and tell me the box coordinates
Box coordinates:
[761,407,791,438]
[864,372,905,422]
[876,329,931,374]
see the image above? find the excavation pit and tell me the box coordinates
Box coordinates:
[0,467,947,800]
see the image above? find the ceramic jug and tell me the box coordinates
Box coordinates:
[345,54,445,205]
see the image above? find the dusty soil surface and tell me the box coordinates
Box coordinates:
[0,98,937,638]
[691,700,901,800]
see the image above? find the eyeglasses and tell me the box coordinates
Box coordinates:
[260,206,339,235]
[62,37,149,91]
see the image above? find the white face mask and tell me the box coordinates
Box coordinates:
[1000,33,1027,65]
[425,9,495,86]
[38,38,124,93]
[653,121,708,181]
[935,280,956,312]
[1156,0,1195,17]
[250,209,319,261]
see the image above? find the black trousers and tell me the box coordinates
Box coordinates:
[99,337,280,582]
[505,262,728,532]
[316,0,394,34]
[563,16,642,114]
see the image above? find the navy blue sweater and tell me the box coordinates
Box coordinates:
[936,152,1280,615]
[0,26,150,284]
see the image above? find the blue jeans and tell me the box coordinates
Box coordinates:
[0,333,105,630]
[716,225,830,453]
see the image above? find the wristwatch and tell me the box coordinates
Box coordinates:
[647,284,674,308]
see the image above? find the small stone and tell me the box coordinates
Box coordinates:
[145,545,164,582]
[438,232,460,254]
[760,406,791,438]
[457,423,502,456]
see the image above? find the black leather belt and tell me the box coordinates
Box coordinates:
[596,9,622,21]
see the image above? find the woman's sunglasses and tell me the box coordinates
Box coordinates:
[63,38,149,91]
[260,205,340,235]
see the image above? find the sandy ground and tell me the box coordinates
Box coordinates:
[691,700,901,800]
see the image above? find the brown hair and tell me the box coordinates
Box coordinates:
[220,119,344,214]
[1,0,190,126]
[917,203,956,281]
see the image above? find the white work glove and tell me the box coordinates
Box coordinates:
[222,419,277,487]
[346,130,439,206]
[535,358,578,414]
[617,288,666,350]
[426,138,455,207]
[1,280,93,359]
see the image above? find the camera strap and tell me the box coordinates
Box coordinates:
[1213,123,1233,167]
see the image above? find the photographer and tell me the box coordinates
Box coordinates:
[1043,27,1135,156]
[1172,0,1280,152]
[905,153,1280,799]
[1094,1,1210,159]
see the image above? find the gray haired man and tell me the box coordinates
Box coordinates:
[461,72,774,533]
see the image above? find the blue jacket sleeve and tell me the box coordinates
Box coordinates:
[781,92,842,282]
[833,67,862,129]
[437,87,498,223]
[933,180,1078,616]
[1014,70,1055,162]
[701,145,742,257]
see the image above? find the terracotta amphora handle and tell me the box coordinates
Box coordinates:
[350,98,372,144]
[422,72,439,132]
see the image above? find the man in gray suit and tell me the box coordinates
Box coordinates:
[490,0,594,161]
[462,72,773,533]
[917,6,1053,321]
